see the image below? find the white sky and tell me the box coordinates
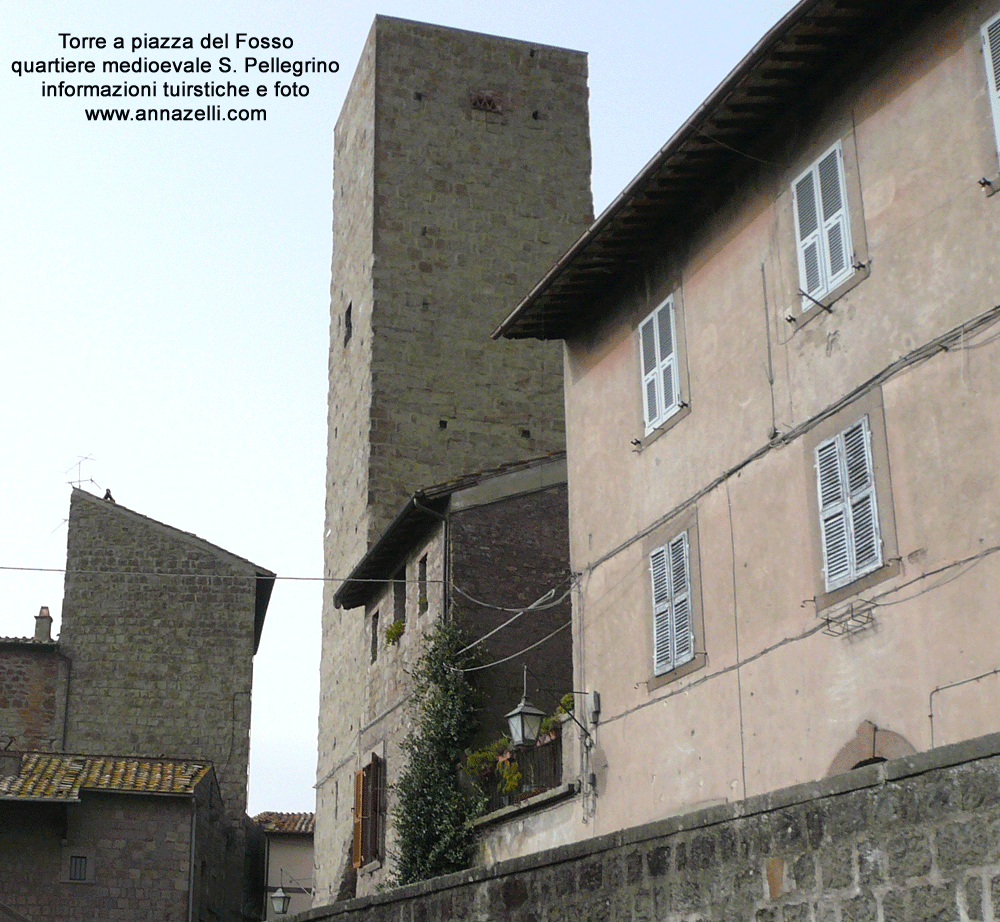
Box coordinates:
[1,0,796,816]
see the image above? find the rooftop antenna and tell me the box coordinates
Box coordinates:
[65,455,101,492]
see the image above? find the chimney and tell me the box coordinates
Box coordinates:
[34,606,52,642]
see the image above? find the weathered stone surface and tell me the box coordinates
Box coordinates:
[302,738,1000,922]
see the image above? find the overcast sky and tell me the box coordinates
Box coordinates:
[1,0,797,816]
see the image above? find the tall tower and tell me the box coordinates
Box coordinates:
[316,17,592,900]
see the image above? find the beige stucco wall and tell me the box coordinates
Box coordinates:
[548,0,1000,853]
[264,835,315,920]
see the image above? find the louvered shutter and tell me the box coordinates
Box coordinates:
[657,301,677,413]
[650,546,672,674]
[817,146,852,289]
[650,531,693,676]
[816,416,881,591]
[640,315,660,429]
[793,142,852,305]
[983,13,1000,162]
[367,754,382,862]
[352,769,364,869]
[843,418,881,576]
[669,533,694,668]
[793,169,824,298]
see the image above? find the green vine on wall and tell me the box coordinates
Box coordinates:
[391,620,482,886]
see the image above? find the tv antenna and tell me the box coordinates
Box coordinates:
[66,455,101,492]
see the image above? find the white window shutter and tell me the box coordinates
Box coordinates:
[794,170,824,298]
[815,416,882,591]
[650,546,672,674]
[843,417,882,576]
[668,533,694,668]
[982,13,1000,164]
[639,297,681,434]
[793,142,852,306]
[640,315,659,430]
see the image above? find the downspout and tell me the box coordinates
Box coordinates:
[413,496,449,619]
[187,798,196,922]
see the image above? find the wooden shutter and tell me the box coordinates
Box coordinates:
[366,754,382,863]
[650,546,672,674]
[351,769,364,869]
[983,13,1000,162]
[656,300,677,413]
[816,416,881,591]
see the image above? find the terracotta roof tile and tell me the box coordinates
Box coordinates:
[252,811,315,835]
[0,753,212,801]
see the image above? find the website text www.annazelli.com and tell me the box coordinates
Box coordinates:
[84,106,265,121]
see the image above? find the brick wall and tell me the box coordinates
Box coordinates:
[0,642,67,750]
[450,483,572,744]
[59,489,261,819]
[298,733,1000,922]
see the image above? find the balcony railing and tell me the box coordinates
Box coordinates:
[483,733,562,814]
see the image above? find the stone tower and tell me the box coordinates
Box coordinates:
[317,17,592,901]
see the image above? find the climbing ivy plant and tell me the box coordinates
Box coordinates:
[391,619,482,885]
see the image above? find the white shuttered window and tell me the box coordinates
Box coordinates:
[639,296,681,434]
[983,13,1000,162]
[815,416,882,592]
[792,142,853,307]
[650,531,694,676]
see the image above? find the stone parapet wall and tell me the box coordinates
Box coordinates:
[300,733,1000,922]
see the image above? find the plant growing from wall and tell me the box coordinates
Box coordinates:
[391,620,482,885]
[384,618,405,646]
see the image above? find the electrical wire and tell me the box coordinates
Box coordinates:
[457,621,572,673]
[451,581,571,612]
[455,587,573,656]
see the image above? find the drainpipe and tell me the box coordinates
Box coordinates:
[187,799,197,922]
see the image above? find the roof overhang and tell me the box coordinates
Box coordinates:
[493,0,948,341]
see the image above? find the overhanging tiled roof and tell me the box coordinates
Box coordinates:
[0,753,213,801]
[253,811,315,835]
[493,0,947,341]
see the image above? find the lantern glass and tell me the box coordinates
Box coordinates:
[505,696,546,747]
[271,887,291,915]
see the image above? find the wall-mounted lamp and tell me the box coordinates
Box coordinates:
[270,886,291,916]
[505,667,548,747]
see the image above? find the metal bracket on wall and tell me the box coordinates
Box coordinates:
[822,599,875,636]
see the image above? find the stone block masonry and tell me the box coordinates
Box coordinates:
[59,489,272,821]
[318,16,593,903]
[300,733,1000,922]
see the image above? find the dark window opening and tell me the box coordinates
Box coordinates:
[344,302,353,347]
[393,568,406,628]
[851,756,887,770]
[69,855,87,881]
[370,610,379,663]
[418,555,428,614]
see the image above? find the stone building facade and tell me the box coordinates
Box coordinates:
[330,454,573,897]
[318,16,593,903]
[59,488,274,821]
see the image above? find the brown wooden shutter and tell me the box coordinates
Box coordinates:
[352,768,364,869]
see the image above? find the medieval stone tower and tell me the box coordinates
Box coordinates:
[316,17,592,901]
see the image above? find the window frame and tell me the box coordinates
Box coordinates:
[804,389,900,610]
[791,140,854,308]
[638,295,683,436]
[815,415,882,592]
[649,531,695,677]
[642,509,706,689]
[352,753,384,870]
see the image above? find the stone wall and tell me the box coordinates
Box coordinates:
[318,17,593,902]
[299,733,1000,922]
[59,489,262,820]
